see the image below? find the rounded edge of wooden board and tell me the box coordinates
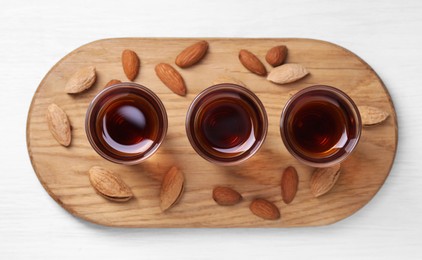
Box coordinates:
[308,38,398,227]
[25,42,90,220]
[26,37,398,228]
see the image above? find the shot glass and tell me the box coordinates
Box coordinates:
[280,85,361,167]
[186,83,268,166]
[85,83,167,165]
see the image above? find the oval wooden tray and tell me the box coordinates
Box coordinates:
[26,38,398,227]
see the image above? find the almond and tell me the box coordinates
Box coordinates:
[212,75,246,87]
[238,49,267,76]
[310,164,341,197]
[359,106,389,126]
[266,45,287,67]
[249,199,280,220]
[212,186,242,206]
[65,66,96,94]
[104,79,122,88]
[281,166,299,204]
[175,40,209,68]
[89,166,133,202]
[46,103,71,147]
[267,63,309,84]
[160,166,185,211]
[122,49,140,81]
[155,63,187,96]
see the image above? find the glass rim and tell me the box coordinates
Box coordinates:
[85,82,168,165]
[280,85,362,167]
[185,83,268,166]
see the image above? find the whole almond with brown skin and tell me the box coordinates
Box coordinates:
[155,63,187,96]
[160,166,185,211]
[249,199,280,220]
[238,49,267,76]
[46,103,71,147]
[89,166,133,202]
[281,166,299,204]
[122,49,140,81]
[267,63,309,84]
[176,40,209,68]
[65,66,96,94]
[212,186,242,206]
[310,164,341,197]
[359,106,389,126]
[266,45,287,67]
[104,79,122,88]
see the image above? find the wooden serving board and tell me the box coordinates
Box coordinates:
[26,38,397,227]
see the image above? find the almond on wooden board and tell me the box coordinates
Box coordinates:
[65,66,96,94]
[46,103,71,147]
[267,63,309,84]
[175,40,209,68]
[104,79,122,88]
[238,49,267,76]
[155,63,187,96]
[359,106,389,126]
[88,166,133,202]
[281,166,299,204]
[122,49,140,81]
[212,186,242,206]
[266,45,287,67]
[160,166,185,211]
[249,198,280,220]
[310,164,341,197]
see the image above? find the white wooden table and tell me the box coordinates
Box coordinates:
[1,0,421,259]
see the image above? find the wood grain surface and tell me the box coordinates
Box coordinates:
[26,38,397,228]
